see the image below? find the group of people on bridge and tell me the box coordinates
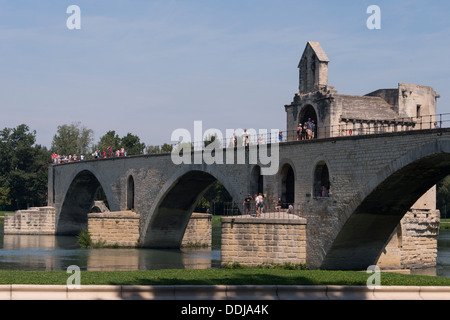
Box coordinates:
[297,118,316,141]
[243,193,265,217]
[51,146,128,164]
[92,146,127,159]
[51,153,84,164]
[243,194,296,217]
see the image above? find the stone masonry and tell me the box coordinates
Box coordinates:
[221,213,307,267]
[87,211,140,247]
[181,212,212,247]
[4,206,56,235]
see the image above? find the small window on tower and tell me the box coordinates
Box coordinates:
[416,105,421,118]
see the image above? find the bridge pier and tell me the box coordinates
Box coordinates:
[220,213,307,267]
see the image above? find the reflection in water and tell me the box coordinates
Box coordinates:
[437,229,450,278]
[1,227,450,275]
[0,233,220,271]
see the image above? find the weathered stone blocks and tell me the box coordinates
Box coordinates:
[220,213,307,267]
[4,207,56,235]
[181,212,212,247]
[87,211,140,247]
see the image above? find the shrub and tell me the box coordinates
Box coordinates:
[77,229,92,248]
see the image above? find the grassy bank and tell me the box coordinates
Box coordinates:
[0,211,13,217]
[441,218,450,230]
[0,268,450,286]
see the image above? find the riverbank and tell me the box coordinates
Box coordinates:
[1,268,450,286]
[0,214,449,285]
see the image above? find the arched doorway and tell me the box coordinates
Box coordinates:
[299,105,318,139]
[313,161,330,197]
[251,165,264,196]
[127,175,135,210]
[280,164,295,207]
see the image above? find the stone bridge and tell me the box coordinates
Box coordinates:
[48,127,450,270]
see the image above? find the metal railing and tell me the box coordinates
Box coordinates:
[166,112,450,154]
[52,113,450,163]
[212,201,306,220]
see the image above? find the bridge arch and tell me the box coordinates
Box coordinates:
[321,140,450,270]
[57,168,112,235]
[141,166,240,248]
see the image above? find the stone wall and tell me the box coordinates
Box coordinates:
[221,213,307,267]
[376,208,440,270]
[87,211,140,247]
[399,208,440,269]
[4,207,55,235]
[181,212,212,247]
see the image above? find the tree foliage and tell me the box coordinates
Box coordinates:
[94,130,121,155]
[0,124,50,209]
[195,181,233,214]
[95,131,146,156]
[51,122,93,156]
[437,176,450,218]
[120,133,146,155]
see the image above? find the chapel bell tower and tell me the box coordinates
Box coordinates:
[298,41,330,94]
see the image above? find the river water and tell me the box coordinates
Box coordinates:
[1,222,450,277]
[0,221,222,271]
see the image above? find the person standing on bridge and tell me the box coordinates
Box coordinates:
[256,193,264,216]
[232,132,237,147]
[242,129,250,146]
[243,194,253,215]
[296,124,302,141]
[306,118,315,140]
[311,120,316,139]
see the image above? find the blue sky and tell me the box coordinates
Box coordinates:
[0,0,449,148]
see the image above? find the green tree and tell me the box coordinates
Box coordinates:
[146,143,174,154]
[437,176,450,218]
[120,133,146,155]
[94,131,146,156]
[146,144,162,154]
[195,181,232,214]
[204,133,222,148]
[95,130,121,155]
[161,143,173,153]
[0,124,50,209]
[0,187,11,206]
[51,122,93,156]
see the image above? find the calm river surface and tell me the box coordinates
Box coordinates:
[0,222,222,271]
[1,222,450,277]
